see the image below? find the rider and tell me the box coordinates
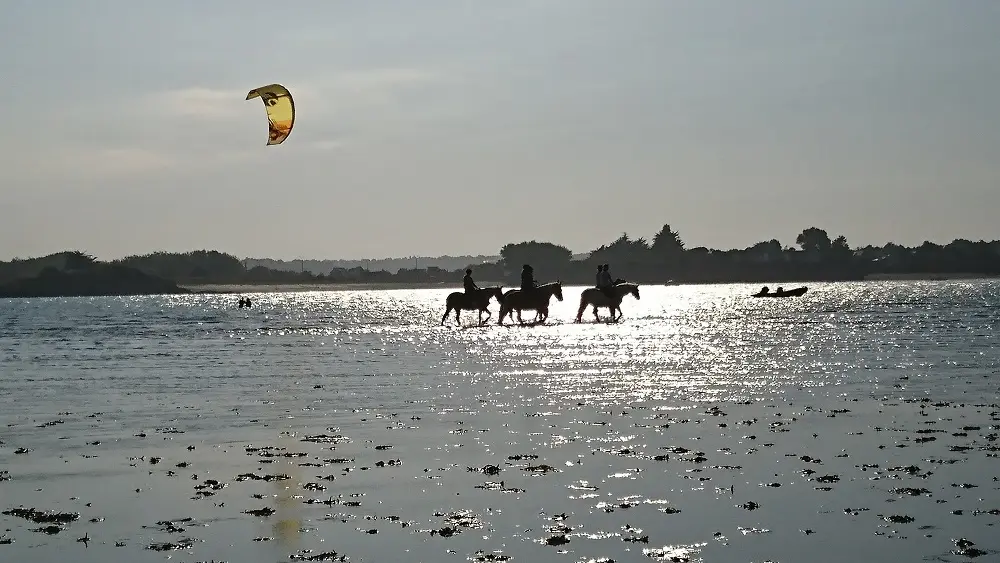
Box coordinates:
[520,264,537,293]
[463,268,479,294]
[598,264,615,298]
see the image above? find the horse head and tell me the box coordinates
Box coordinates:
[489,286,505,304]
[612,281,639,300]
[552,280,564,301]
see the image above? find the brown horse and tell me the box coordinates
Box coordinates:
[498,281,564,325]
[441,286,505,326]
[575,282,640,323]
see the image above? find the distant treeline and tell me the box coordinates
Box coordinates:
[245,255,500,275]
[464,225,1000,285]
[2,224,1000,288]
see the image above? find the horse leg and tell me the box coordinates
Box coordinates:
[516,308,524,324]
[592,305,600,322]
[441,306,452,325]
[576,296,587,322]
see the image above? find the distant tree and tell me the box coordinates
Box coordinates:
[499,241,572,272]
[854,244,882,263]
[910,241,946,272]
[115,250,248,283]
[651,224,685,257]
[64,250,98,271]
[947,238,976,255]
[830,235,852,260]
[589,233,650,264]
[796,227,832,254]
[747,239,783,261]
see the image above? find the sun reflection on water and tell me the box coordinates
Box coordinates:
[5,280,999,407]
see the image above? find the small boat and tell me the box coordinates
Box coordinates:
[752,286,807,298]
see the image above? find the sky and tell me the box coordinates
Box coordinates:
[1,1,999,261]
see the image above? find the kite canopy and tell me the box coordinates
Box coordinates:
[245,83,295,145]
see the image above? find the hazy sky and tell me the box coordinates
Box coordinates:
[2,1,998,261]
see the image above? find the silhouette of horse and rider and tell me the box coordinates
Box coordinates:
[576,263,640,323]
[497,264,564,325]
[441,268,506,326]
[440,263,639,326]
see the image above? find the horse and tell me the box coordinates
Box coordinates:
[500,289,546,324]
[441,286,505,326]
[498,281,564,325]
[575,281,640,323]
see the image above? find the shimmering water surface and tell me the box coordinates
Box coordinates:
[1,281,999,562]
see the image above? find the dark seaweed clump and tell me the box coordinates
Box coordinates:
[2,507,80,525]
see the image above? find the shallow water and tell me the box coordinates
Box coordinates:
[1,281,999,562]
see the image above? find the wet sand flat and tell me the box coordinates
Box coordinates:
[3,387,998,562]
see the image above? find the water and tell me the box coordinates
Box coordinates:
[1,281,999,562]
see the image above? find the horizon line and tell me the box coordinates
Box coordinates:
[5,234,1000,266]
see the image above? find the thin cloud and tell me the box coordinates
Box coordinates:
[303,139,349,152]
[1,144,177,184]
[145,67,445,121]
[145,87,247,120]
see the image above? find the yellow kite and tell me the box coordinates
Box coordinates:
[245,84,295,145]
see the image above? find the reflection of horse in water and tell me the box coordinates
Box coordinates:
[498,281,564,325]
[576,282,640,322]
[441,286,505,326]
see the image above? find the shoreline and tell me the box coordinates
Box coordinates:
[181,273,999,294]
[181,281,508,294]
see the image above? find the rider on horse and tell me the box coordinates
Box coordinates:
[463,268,479,294]
[521,264,537,294]
[597,264,615,299]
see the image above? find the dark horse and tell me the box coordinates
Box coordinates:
[498,281,564,325]
[441,286,505,326]
[575,281,640,323]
